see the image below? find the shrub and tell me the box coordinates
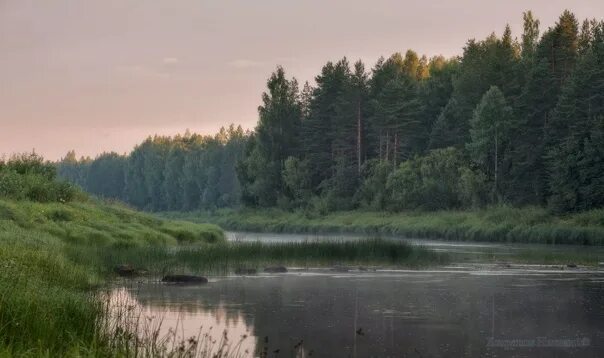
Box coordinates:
[0,153,77,203]
[385,147,472,211]
[0,170,25,199]
[1,152,56,179]
[355,159,392,210]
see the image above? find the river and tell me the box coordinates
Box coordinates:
[110,231,604,357]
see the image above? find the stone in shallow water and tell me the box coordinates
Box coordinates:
[162,275,208,284]
[264,266,288,273]
[114,264,136,277]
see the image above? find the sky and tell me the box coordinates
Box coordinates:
[1,1,603,160]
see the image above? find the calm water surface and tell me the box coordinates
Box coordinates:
[225,231,604,257]
[112,272,604,357]
[111,232,604,357]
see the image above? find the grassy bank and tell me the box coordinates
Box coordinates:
[0,198,224,357]
[1,199,449,356]
[165,206,604,245]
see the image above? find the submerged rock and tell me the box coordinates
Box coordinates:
[235,267,257,275]
[114,264,136,277]
[162,275,208,284]
[264,266,288,273]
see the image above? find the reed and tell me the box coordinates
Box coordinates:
[168,206,604,245]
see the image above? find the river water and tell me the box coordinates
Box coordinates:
[110,232,604,357]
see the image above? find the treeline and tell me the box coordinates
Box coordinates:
[238,10,604,213]
[59,11,604,213]
[58,125,248,211]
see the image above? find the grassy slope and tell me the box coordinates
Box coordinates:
[0,199,446,356]
[166,206,604,245]
[0,198,224,357]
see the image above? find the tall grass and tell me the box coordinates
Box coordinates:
[69,238,449,277]
[0,198,225,357]
[168,206,604,245]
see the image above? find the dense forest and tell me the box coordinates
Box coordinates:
[58,125,247,211]
[58,11,604,213]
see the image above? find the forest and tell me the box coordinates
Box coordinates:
[58,11,604,214]
[58,125,248,211]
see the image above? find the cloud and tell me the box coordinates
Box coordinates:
[228,59,263,69]
[162,57,179,65]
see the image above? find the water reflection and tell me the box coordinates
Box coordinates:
[109,287,257,356]
[226,231,604,258]
[112,269,604,357]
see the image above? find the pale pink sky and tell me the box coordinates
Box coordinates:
[1,1,602,160]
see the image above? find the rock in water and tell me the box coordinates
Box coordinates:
[264,266,287,273]
[114,264,136,277]
[567,263,577,268]
[162,275,208,284]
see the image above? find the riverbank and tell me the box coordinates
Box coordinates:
[164,206,604,245]
[0,198,224,356]
[1,199,450,356]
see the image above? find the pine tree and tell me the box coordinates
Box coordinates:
[238,67,302,206]
[303,59,351,187]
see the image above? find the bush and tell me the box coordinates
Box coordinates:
[355,159,392,210]
[0,153,77,203]
[318,157,358,211]
[459,167,490,207]
[385,147,472,211]
[282,156,312,207]
[0,152,56,179]
[0,170,25,199]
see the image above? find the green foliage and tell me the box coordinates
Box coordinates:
[370,62,423,163]
[319,156,360,211]
[548,117,604,212]
[385,148,469,210]
[0,152,56,178]
[0,153,76,203]
[282,156,312,206]
[459,167,491,208]
[85,152,126,199]
[58,125,247,211]
[467,86,515,200]
[237,67,302,207]
[355,159,392,210]
[546,20,604,212]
